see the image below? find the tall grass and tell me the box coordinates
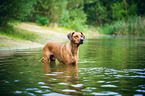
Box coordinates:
[99,16,145,35]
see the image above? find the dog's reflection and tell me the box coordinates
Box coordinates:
[43,61,79,83]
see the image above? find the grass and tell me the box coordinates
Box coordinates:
[0,22,74,45]
[0,26,41,42]
[0,22,90,50]
[98,16,145,35]
[25,22,74,33]
[42,26,74,34]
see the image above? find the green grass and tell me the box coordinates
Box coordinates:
[0,22,74,45]
[98,16,145,35]
[24,22,74,33]
[0,26,41,42]
[42,26,74,34]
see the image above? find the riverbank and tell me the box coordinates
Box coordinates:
[0,22,74,50]
[0,35,43,50]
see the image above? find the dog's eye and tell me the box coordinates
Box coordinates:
[74,35,78,38]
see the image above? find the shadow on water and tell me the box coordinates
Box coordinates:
[0,36,145,96]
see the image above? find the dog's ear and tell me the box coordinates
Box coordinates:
[67,32,75,40]
[80,32,85,39]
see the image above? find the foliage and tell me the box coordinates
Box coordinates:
[99,16,145,35]
[33,0,67,26]
[0,25,40,41]
[128,3,137,16]
[59,1,88,32]
[84,0,108,25]
[59,10,70,27]
[67,9,88,32]
[67,0,84,10]
[111,2,126,20]
[0,0,145,35]
[0,0,36,28]
[35,15,49,25]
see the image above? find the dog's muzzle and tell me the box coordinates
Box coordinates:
[79,38,84,44]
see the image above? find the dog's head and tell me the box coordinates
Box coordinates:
[67,32,85,45]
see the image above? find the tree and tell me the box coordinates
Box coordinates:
[59,0,87,31]
[67,0,84,10]
[67,9,87,31]
[0,0,36,28]
[33,0,67,27]
[111,2,126,20]
[84,0,107,25]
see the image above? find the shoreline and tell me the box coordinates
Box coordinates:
[0,22,100,51]
[0,22,71,51]
[0,35,44,51]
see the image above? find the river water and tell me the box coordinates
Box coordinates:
[0,36,145,96]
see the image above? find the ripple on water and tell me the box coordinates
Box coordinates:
[39,86,52,89]
[52,72,63,74]
[38,82,45,85]
[97,81,105,83]
[43,93,71,96]
[58,83,68,85]
[14,91,22,94]
[71,84,84,88]
[62,89,76,92]
[114,75,145,78]
[45,74,57,76]
[14,90,37,96]
[91,91,120,95]
[14,80,20,82]
[101,85,118,88]
[136,89,145,93]
[35,90,44,93]
[35,90,51,93]
[25,88,39,91]
[5,81,10,84]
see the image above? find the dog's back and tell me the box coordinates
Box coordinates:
[42,42,64,62]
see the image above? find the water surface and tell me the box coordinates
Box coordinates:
[0,36,145,96]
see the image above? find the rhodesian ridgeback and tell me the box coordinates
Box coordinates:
[40,32,85,65]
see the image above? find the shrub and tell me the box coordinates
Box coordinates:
[99,16,145,35]
[59,9,88,32]
[59,10,70,27]
[35,15,49,25]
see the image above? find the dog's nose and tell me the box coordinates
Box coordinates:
[80,38,84,41]
[80,38,84,44]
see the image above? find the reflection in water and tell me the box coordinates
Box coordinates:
[0,36,145,95]
[43,62,79,83]
[79,36,145,69]
[42,62,84,95]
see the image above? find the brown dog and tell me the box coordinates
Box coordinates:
[40,32,85,65]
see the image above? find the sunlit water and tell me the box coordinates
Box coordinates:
[0,36,145,96]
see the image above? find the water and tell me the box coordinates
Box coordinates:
[0,36,145,96]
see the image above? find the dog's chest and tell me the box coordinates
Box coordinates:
[62,44,78,64]
[64,51,77,64]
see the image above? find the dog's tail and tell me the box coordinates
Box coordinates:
[39,57,44,62]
